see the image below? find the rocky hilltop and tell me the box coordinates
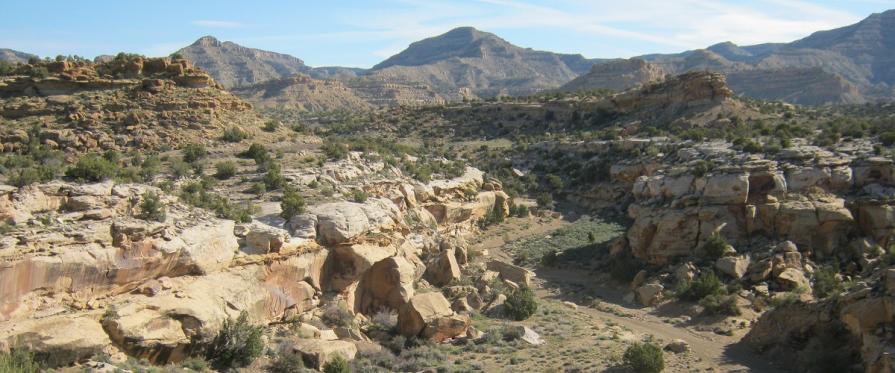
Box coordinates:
[369,27,602,98]
[0,55,260,153]
[558,58,667,93]
[176,36,313,89]
[232,74,447,110]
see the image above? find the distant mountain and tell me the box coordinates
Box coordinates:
[175,36,312,88]
[0,49,37,64]
[558,59,666,93]
[368,27,605,98]
[567,10,895,104]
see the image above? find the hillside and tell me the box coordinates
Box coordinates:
[0,49,36,64]
[369,27,603,98]
[175,36,312,88]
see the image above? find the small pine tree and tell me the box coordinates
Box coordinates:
[206,311,264,370]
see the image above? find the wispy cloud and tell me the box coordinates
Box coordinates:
[191,19,243,29]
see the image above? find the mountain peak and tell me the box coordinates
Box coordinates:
[192,36,221,47]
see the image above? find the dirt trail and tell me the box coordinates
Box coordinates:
[472,216,784,373]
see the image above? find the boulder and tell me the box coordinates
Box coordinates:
[0,314,111,367]
[635,282,664,306]
[424,248,461,286]
[354,256,417,314]
[486,260,533,287]
[310,199,402,245]
[505,325,544,345]
[715,255,750,279]
[398,293,468,340]
[291,339,357,370]
[776,268,810,291]
[664,339,690,353]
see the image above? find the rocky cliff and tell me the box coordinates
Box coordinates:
[558,58,666,93]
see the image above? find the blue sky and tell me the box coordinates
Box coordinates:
[2,0,893,68]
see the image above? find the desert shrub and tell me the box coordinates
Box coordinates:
[541,249,558,267]
[545,174,564,190]
[352,190,368,203]
[206,311,264,370]
[504,286,538,321]
[323,356,350,373]
[65,153,117,182]
[137,191,166,222]
[181,144,207,164]
[699,294,740,316]
[139,155,161,181]
[262,162,285,190]
[263,120,280,132]
[179,357,209,372]
[269,352,304,373]
[213,161,237,180]
[813,265,844,299]
[0,60,13,76]
[535,192,553,209]
[179,181,253,223]
[280,185,306,220]
[702,233,728,260]
[29,66,49,78]
[239,143,269,163]
[8,165,56,187]
[322,142,349,160]
[221,127,249,142]
[0,349,41,373]
[623,342,664,373]
[880,131,895,147]
[676,271,723,301]
[322,303,354,327]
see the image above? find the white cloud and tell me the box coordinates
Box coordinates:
[192,20,243,29]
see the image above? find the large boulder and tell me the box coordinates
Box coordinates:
[715,255,750,279]
[635,282,664,306]
[398,292,468,341]
[290,339,357,370]
[0,314,111,367]
[425,248,461,286]
[310,199,403,245]
[354,256,418,314]
[486,260,533,287]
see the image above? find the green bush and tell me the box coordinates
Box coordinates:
[880,131,895,147]
[676,271,723,302]
[280,186,306,220]
[179,181,253,223]
[221,127,249,143]
[321,142,349,160]
[29,66,49,78]
[137,191,166,222]
[699,294,740,316]
[504,286,538,321]
[269,352,304,373]
[65,153,117,182]
[623,342,664,373]
[239,143,270,164]
[206,311,264,370]
[8,165,56,187]
[0,60,13,76]
[352,190,368,203]
[321,303,354,328]
[214,161,237,180]
[263,120,280,132]
[262,162,285,190]
[0,349,41,373]
[813,265,844,299]
[182,144,207,164]
[702,233,728,260]
[323,356,350,373]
